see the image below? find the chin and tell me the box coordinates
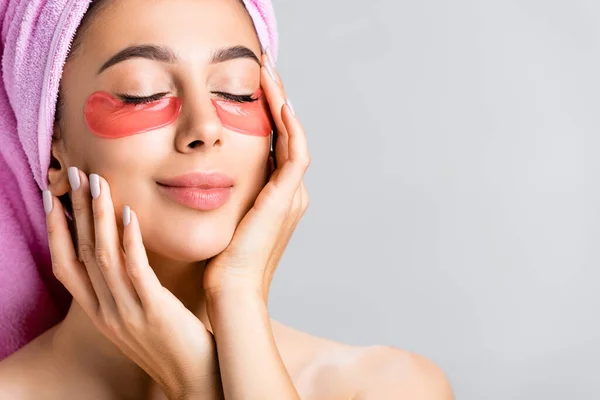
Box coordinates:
[133,185,257,262]
[142,213,237,262]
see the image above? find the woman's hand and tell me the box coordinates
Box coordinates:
[203,52,311,303]
[43,172,222,400]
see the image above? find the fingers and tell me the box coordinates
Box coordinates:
[91,174,141,312]
[56,168,158,319]
[260,52,310,198]
[69,169,117,313]
[256,53,311,233]
[43,190,99,314]
[263,47,285,89]
[261,53,289,163]
[271,103,310,201]
[122,207,163,310]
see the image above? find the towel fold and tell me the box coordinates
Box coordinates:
[0,0,278,360]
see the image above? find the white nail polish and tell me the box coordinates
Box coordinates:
[286,99,296,116]
[43,190,53,214]
[68,166,80,191]
[265,46,275,67]
[90,174,101,199]
[123,206,131,227]
[265,60,277,81]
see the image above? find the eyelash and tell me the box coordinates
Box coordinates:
[118,91,258,105]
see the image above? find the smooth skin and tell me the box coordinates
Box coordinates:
[0,0,453,399]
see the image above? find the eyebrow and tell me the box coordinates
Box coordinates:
[97,44,261,75]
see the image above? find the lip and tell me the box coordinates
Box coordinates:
[156,172,234,211]
[156,172,234,188]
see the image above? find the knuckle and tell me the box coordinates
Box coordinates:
[95,248,112,272]
[51,261,67,282]
[303,156,311,169]
[103,316,122,336]
[122,314,142,332]
[71,196,86,213]
[79,243,95,264]
[122,233,134,250]
[125,260,142,282]
[261,191,288,218]
[93,206,105,221]
[46,222,58,240]
[302,194,310,212]
[293,158,310,173]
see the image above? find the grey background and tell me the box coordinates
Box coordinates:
[267,0,600,399]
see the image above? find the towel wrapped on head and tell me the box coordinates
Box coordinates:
[0,0,278,360]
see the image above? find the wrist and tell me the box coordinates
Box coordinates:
[205,283,266,325]
[204,277,265,305]
[206,283,263,307]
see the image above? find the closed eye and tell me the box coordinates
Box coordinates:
[118,92,259,105]
[118,92,170,105]
[212,92,258,103]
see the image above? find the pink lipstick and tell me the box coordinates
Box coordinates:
[156,172,234,211]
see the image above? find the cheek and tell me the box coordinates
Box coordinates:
[84,91,182,139]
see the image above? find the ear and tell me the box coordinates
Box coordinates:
[47,120,72,197]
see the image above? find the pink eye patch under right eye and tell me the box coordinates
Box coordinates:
[84,91,182,139]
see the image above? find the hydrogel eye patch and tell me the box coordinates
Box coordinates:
[212,89,273,137]
[84,92,182,139]
[84,90,273,139]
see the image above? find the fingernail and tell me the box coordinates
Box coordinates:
[68,166,80,191]
[286,99,296,116]
[43,190,53,214]
[90,174,101,199]
[123,205,131,227]
[265,57,277,81]
[265,46,275,67]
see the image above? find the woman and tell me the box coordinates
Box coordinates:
[0,0,453,398]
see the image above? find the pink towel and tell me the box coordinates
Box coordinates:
[0,0,278,361]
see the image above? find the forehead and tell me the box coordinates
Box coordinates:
[81,0,260,64]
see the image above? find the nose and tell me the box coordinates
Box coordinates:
[174,89,223,153]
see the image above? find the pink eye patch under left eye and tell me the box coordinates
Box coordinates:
[84,90,273,139]
[212,89,273,137]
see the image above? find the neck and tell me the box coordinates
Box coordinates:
[146,251,210,327]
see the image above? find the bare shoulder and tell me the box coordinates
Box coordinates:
[271,321,453,400]
[349,345,454,400]
[0,353,29,399]
[0,325,108,400]
[0,332,51,399]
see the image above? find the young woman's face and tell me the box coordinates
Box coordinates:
[55,0,270,262]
